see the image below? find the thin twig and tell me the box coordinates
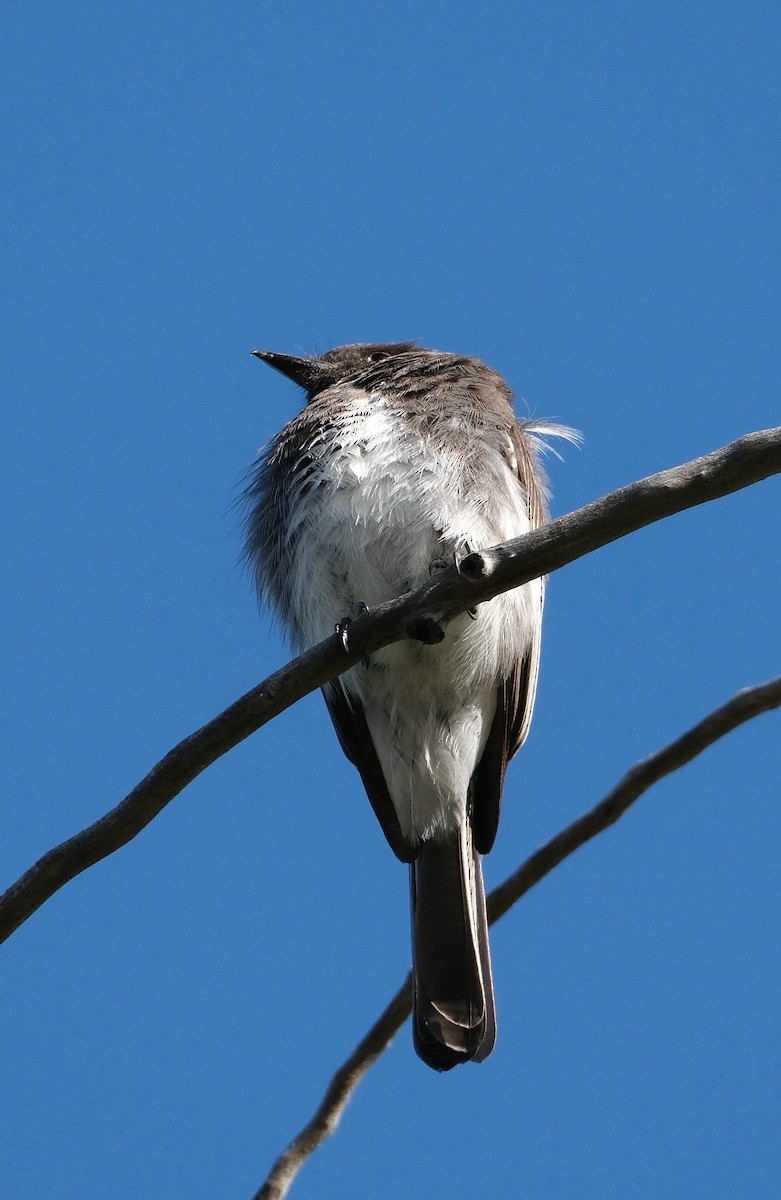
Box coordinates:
[487,675,781,923]
[253,980,412,1200]
[1,427,779,944]
[255,676,781,1200]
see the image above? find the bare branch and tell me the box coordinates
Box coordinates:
[1,428,779,945]
[255,675,781,1200]
[486,674,781,924]
[253,979,412,1200]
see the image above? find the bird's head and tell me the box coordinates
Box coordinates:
[251,342,419,398]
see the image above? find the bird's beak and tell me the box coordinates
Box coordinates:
[251,350,327,394]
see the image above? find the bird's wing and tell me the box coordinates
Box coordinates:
[322,680,416,863]
[470,424,547,854]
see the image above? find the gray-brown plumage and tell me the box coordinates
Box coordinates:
[243,342,573,1069]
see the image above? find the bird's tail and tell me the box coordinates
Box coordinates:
[410,820,496,1070]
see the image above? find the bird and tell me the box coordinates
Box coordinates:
[242,342,575,1070]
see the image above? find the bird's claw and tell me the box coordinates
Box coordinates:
[335,617,352,653]
[429,544,479,620]
[335,603,370,665]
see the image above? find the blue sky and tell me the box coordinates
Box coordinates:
[2,3,779,1197]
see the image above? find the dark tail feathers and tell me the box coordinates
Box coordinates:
[410,822,496,1071]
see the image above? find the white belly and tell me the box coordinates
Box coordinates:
[285,394,541,841]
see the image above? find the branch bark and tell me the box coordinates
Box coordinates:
[1,427,779,945]
[254,675,781,1200]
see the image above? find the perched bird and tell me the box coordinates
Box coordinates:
[243,342,575,1070]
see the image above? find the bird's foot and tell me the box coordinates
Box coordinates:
[429,543,478,619]
[335,603,370,666]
